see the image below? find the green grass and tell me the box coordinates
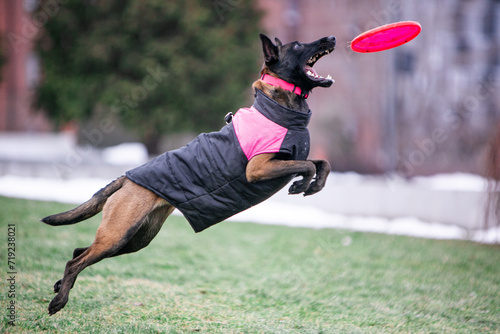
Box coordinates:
[0,196,499,333]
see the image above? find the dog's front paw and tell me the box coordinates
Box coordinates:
[288,179,309,194]
[303,180,323,196]
[302,160,330,196]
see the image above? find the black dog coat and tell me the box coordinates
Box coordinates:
[126,89,311,232]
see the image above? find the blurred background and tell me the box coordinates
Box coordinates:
[0,0,499,240]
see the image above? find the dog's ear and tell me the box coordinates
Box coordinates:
[259,33,279,66]
[274,37,283,47]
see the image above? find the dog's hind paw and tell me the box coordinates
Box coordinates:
[48,294,68,315]
[53,279,62,293]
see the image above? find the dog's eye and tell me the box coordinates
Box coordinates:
[293,44,303,50]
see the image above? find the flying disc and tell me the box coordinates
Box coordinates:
[351,21,421,53]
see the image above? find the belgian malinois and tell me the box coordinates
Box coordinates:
[42,33,336,315]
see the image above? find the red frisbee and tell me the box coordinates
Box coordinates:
[351,21,421,53]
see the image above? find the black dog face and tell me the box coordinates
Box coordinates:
[260,34,336,93]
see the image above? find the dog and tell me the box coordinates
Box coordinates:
[42,33,336,315]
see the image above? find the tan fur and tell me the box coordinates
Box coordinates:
[246,154,330,195]
[252,68,305,110]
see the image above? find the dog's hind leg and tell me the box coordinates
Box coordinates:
[112,204,174,257]
[53,247,89,293]
[48,180,172,315]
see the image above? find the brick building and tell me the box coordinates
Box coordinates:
[0,0,49,132]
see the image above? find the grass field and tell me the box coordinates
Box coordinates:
[0,196,499,333]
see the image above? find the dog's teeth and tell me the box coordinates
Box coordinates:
[326,74,332,80]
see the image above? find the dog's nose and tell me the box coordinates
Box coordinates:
[322,36,336,46]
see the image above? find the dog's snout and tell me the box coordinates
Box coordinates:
[320,36,336,47]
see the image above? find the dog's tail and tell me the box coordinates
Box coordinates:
[41,176,127,226]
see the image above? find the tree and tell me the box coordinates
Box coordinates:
[35,0,262,153]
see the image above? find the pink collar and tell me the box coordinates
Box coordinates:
[261,74,309,99]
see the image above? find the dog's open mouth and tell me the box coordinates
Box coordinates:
[305,47,335,83]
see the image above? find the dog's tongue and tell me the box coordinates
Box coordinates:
[305,65,334,82]
[305,65,318,77]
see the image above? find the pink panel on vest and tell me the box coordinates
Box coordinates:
[233,106,288,160]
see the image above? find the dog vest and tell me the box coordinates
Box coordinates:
[126,89,311,232]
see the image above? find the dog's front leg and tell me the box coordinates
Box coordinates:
[303,159,331,196]
[288,159,330,196]
[246,153,329,195]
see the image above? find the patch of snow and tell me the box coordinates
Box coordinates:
[413,173,486,192]
[0,175,112,204]
[232,202,467,240]
[0,133,148,166]
[0,132,75,162]
[102,143,149,166]
[471,226,500,244]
